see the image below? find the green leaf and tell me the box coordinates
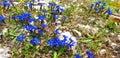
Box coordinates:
[80,39,92,43]
[53,51,58,58]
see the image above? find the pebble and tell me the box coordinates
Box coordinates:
[100,49,106,55]
[0,47,11,58]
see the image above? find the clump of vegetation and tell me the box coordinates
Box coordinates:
[0,0,120,58]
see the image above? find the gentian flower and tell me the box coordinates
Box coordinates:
[31,0,35,2]
[67,38,75,48]
[12,15,16,20]
[38,15,45,21]
[107,8,112,15]
[0,34,2,39]
[17,34,25,42]
[26,25,37,32]
[95,8,99,12]
[52,9,58,13]
[42,10,47,13]
[47,39,54,47]
[60,36,67,46]
[95,1,101,5]
[86,51,95,58]
[27,17,35,23]
[16,15,24,21]
[90,4,94,8]
[52,37,60,47]
[0,15,6,21]
[63,35,68,39]
[100,5,104,10]
[52,14,58,19]
[38,29,43,35]
[63,17,67,21]
[100,3,106,10]
[54,29,60,35]
[30,36,40,45]
[49,3,54,7]
[103,2,106,6]
[29,2,32,9]
[21,24,28,28]
[10,0,13,3]
[47,37,61,47]
[74,54,82,58]
[60,8,64,13]
[37,0,40,2]
[3,2,10,7]
[41,23,47,28]
[56,5,60,9]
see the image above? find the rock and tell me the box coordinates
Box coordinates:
[100,49,106,55]
[0,46,11,58]
[111,43,117,49]
[72,29,81,37]
[2,28,8,35]
[118,35,120,41]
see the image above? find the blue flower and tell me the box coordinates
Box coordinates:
[90,4,94,8]
[67,38,75,48]
[38,29,43,35]
[31,0,35,2]
[95,1,101,5]
[52,14,58,19]
[27,17,35,23]
[26,25,37,32]
[41,23,47,28]
[63,17,67,21]
[86,51,95,58]
[52,37,60,47]
[17,34,25,42]
[29,2,32,9]
[107,8,112,15]
[38,15,45,21]
[56,5,60,9]
[0,34,2,39]
[12,15,16,20]
[103,2,106,6]
[10,0,13,3]
[37,0,40,2]
[0,15,5,21]
[52,9,58,13]
[74,54,82,58]
[60,36,67,46]
[47,39,54,47]
[95,8,99,12]
[21,24,28,28]
[63,35,68,39]
[100,5,105,10]
[54,29,60,35]
[3,2,10,7]
[30,36,40,45]
[42,10,47,13]
[60,8,64,12]
[49,3,54,7]
[47,37,61,47]
[22,12,31,18]
[16,15,24,21]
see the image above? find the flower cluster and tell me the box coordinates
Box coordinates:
[30,36,40,45]
[0,15,6,25]
[17,34,25,42]
[0,0,14,8]
[74,51,95,58]
[47,35,75,48]
[89,0,112,15]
